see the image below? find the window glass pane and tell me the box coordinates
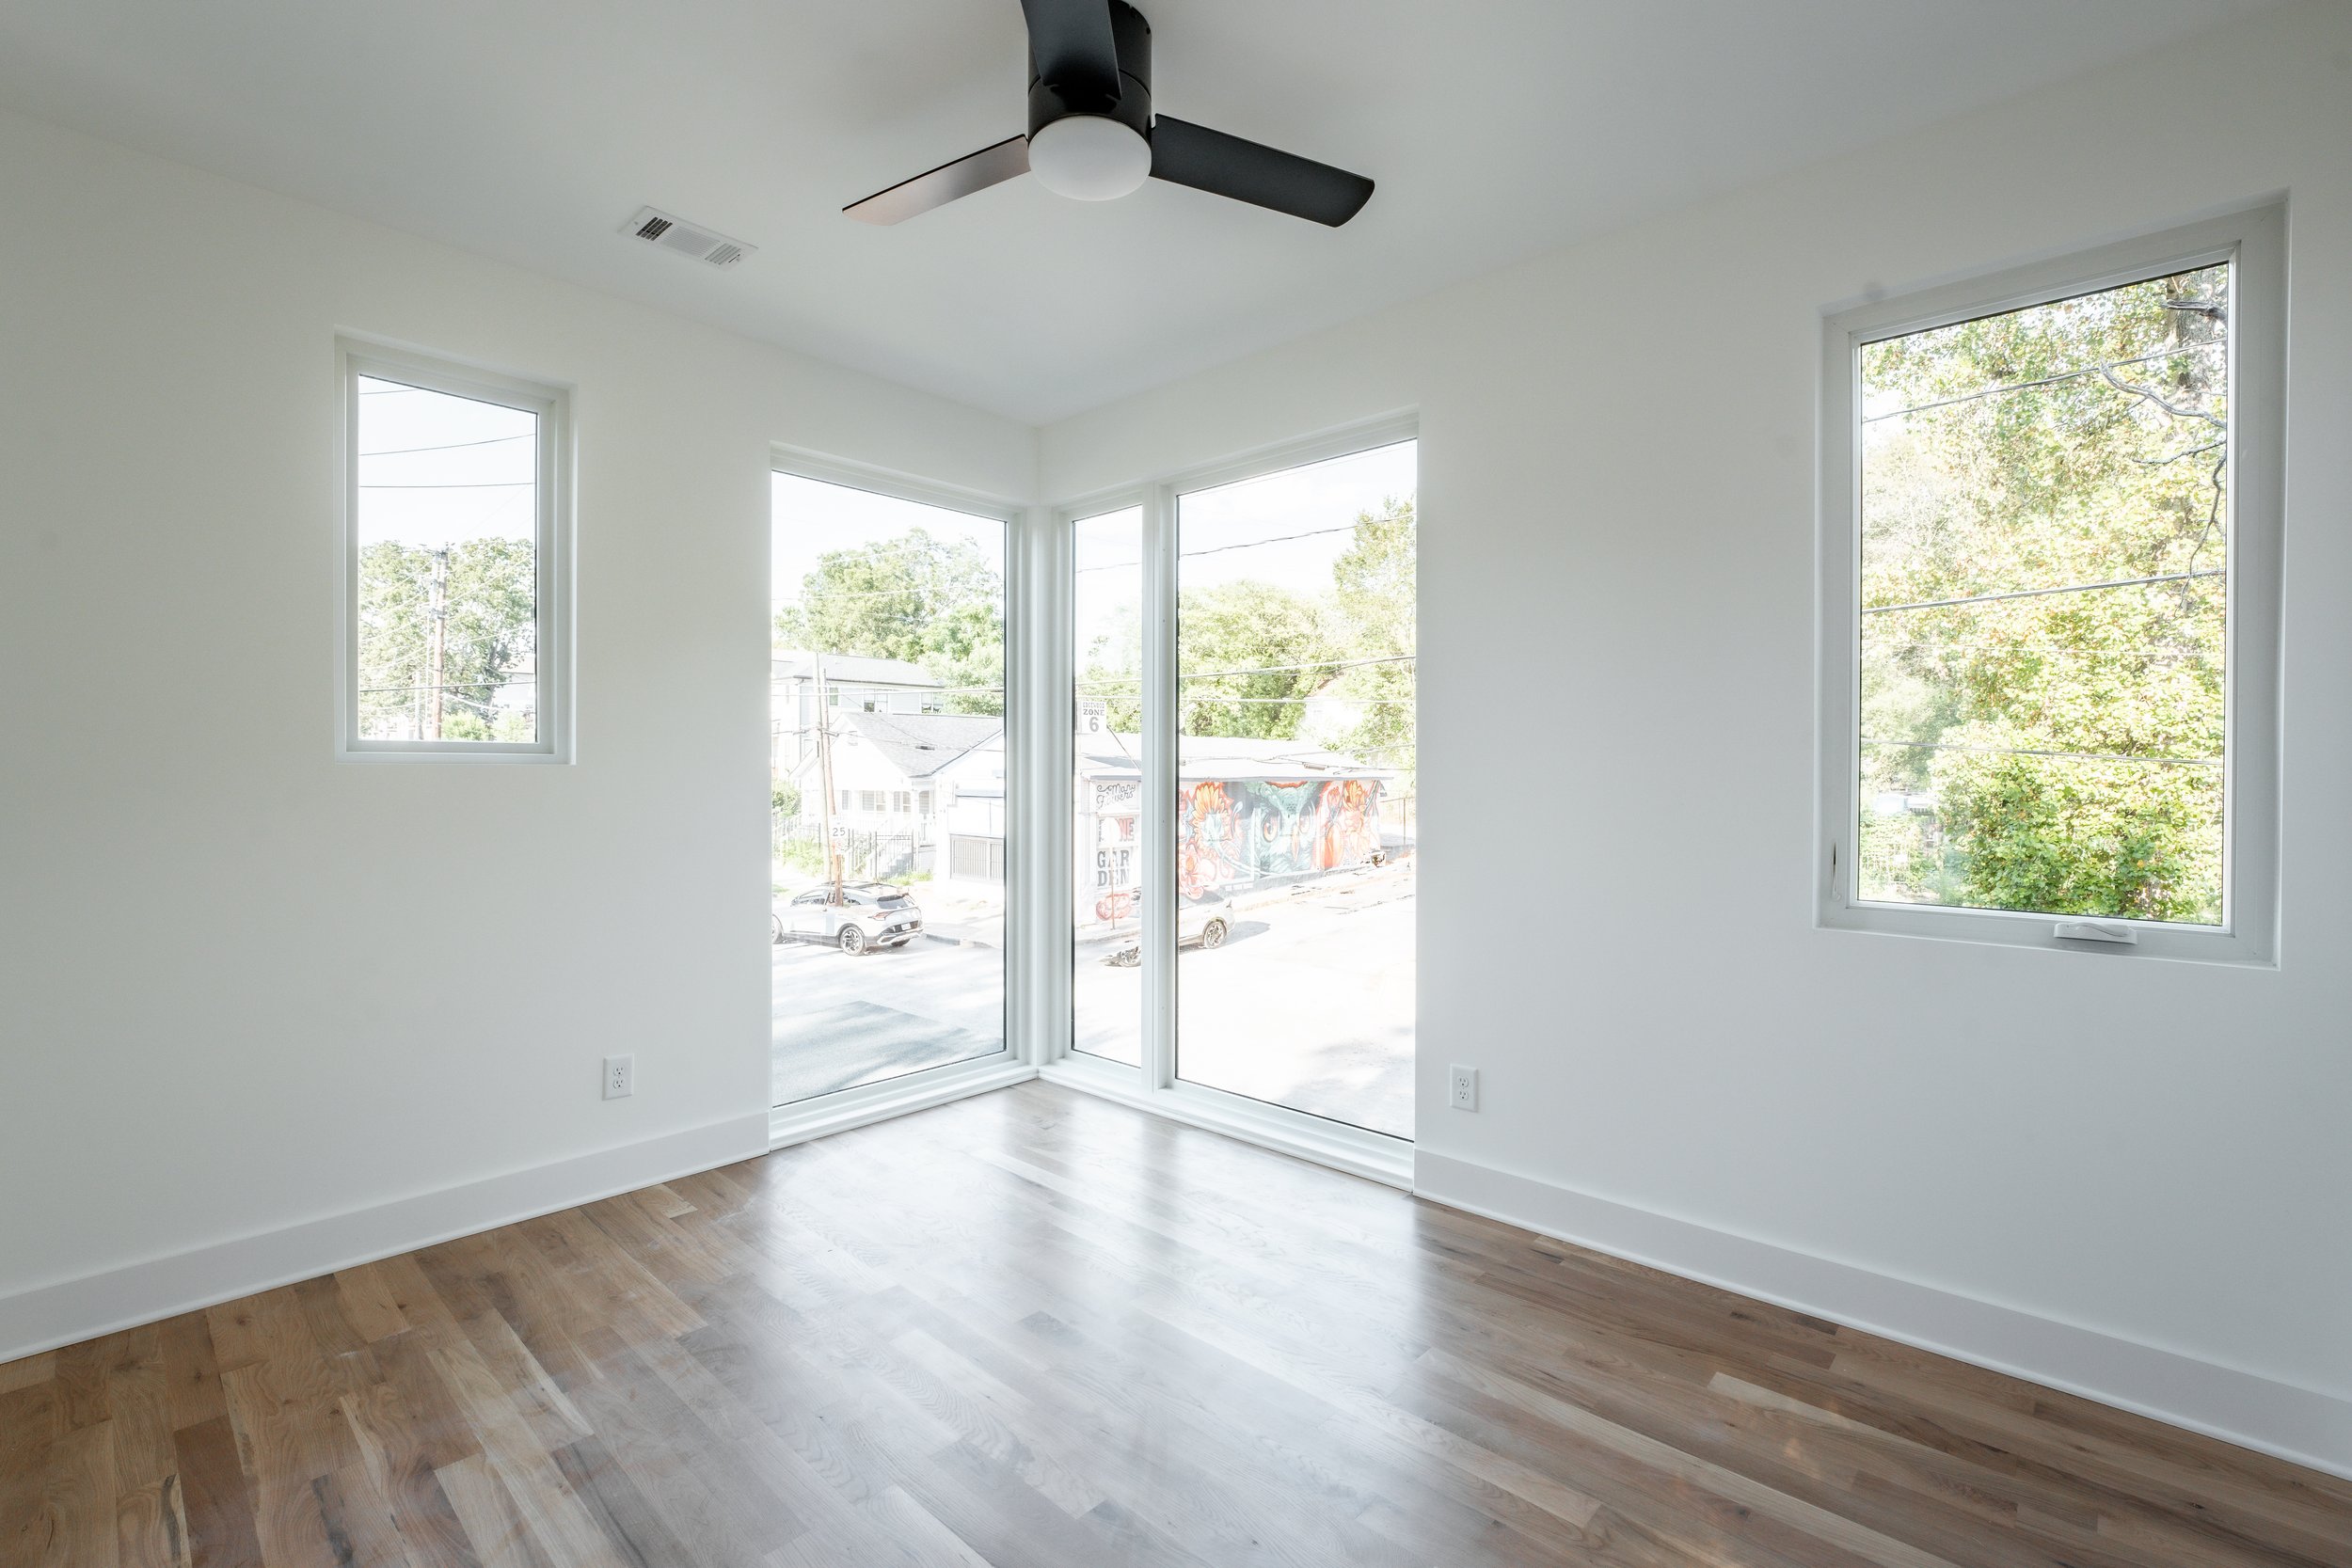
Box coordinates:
[355,376,539,741]
[1859,265,2229,924]
[1175,442,1416,1137]
[770,472,1007,1108]
[1072,507,1144,1065]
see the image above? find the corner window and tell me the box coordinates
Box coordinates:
[1820,209,2280,961]
[340,341,568,759]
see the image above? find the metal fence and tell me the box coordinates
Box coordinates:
[773,816,925,882]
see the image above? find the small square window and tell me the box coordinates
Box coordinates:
[340,341,568,760]
[1819,209,2280,962]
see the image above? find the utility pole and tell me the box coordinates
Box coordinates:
[812,653,844,899]
[426,546,450,740]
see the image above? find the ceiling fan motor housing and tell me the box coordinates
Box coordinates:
[843,0,1371,226]
[1029,0,1152,140]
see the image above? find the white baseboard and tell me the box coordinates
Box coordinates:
[0,1112,771,1363]
[1413,1150,2352,1482]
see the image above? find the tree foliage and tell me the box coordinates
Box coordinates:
[358,537,537,741]
[774,530,1004,714]
[1176,580,1340,740]
[1078,598,1143,732]
[787,499,1417,767]
[1069,498,1417,761]
[1859,265,2228,922]
[1323,498,1417,779]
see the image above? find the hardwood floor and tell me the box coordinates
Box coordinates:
[5,1082,2348,1567]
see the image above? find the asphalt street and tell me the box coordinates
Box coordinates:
[773,865,1414,1136]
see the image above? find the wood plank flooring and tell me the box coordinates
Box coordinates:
[5,1081,2348,1567]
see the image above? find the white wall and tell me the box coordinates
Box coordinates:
[0,108,1034,1350]
[1044,1,2352,1467]
[7,0,2348,1475]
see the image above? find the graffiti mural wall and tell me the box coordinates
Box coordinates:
[1177,778,1384,897]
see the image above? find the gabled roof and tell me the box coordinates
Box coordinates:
[831,711,1002,781]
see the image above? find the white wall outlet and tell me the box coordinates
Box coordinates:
[604,1054,634,1100]
[1449,1064,1478,1111]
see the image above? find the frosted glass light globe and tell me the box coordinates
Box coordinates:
[1028,115,1152,201]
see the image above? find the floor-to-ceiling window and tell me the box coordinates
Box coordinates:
[1174,441,1417,1138]
[1061,431,1417,1155]
[771,469,1009,1109]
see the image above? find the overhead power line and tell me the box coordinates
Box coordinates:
[1867,640,2217,662]
[1178,695,1414,705]
[359,434,533,456]
[784,583,1003,603]
[361,678,536,695]
[1183,653,1414,681]
[1864,737,2221,768]
[1863,338,2223,424]
[1864,569,2222,616]
[1084,655,1416,688]
[1075,518,1401,574]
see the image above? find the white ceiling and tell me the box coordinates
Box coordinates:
[0,0,2279,422]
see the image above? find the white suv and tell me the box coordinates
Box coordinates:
[773,882,925,955]
[1104,891,1233,967]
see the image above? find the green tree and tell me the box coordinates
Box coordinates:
[358,537,537,741]
[1322,498,1416,782]
[1078,598,1144,732]
[1859,265,2228,921]
[1176,580,1340,739]
[773,530,1004,714]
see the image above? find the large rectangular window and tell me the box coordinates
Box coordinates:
[1821,211,2281,961]
[771,469,1009,1107]
[341,342,566,758]
[1174,440,1416,1138]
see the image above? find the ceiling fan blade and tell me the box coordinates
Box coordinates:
[844,135,1031,226]
[1021,0,1121,110]
[1148,116,1374,227]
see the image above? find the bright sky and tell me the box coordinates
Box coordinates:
[356,378,537,548]
[1178,439,1416,593]
[773,442,1414,675]
[771,471,1004,610]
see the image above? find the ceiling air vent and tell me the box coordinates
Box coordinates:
[623,206,755,269]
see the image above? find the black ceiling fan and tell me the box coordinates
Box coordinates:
[845,0,1374,227]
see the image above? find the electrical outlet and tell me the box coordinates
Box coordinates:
[604,1054,634,1100]
[1449,1064,1478,1111]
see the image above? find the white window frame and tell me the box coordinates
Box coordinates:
[337,338,573,762]
[1041,414,1421,1186]
[767,447,1038,1148]
[1817,207,2283,965]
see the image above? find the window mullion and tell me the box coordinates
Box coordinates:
[1140,483,1178,1091]
[1013,504,1072,1070]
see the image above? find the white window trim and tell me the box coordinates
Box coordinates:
[336,338,574,762]
[766,446,1041,1148]
[1042,413,1421,1186]
[1816,206,2284,966]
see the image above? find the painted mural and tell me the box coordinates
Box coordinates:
[1177,778,1384,897]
